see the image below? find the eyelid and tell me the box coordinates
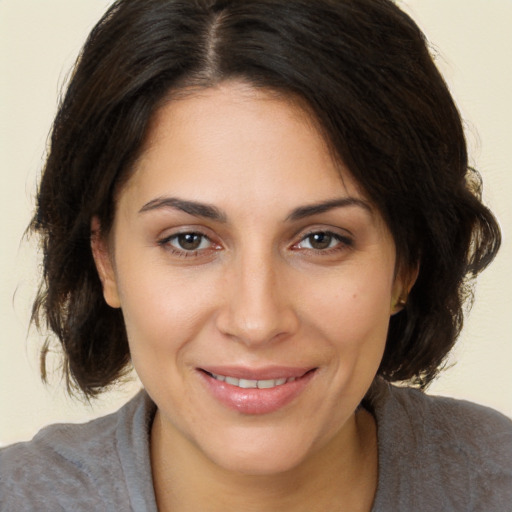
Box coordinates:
[294,224,354,241]
[157,224,216,242]
[168,232,212,251]
[291,227,355,253]
[156,226,223,257]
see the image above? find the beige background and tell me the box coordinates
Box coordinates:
[1,0,511,446]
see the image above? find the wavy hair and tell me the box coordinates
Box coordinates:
[31,0,501,397]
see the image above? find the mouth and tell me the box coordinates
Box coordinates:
[198,367,317,414]
[204,371,299,389]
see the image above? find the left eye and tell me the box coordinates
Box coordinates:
[168,233,211,251]
[297,232,345,250]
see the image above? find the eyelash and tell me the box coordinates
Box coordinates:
[157,232,218,258]
[157,229,353,258]
[293,230,354,254]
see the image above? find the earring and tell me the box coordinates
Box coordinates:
[392,296,407,314]
[396,297,407,309]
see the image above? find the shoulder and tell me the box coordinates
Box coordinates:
[368,379,512,511]
[386,382,512,454]
[0,390,155,510]
[0,413,117,508]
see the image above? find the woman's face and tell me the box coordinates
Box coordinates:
[94,82,402,475]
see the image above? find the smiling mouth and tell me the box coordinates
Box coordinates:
[199,367,317,414]
[206,372,297,389]
[201,368,316,390]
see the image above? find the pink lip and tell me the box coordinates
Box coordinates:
[198,366,317,415]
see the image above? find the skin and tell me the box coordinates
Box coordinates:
[92,81,412,511]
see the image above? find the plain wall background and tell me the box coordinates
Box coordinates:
[1,0,511,446]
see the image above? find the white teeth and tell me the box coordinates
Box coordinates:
[210,372,296,389]
[257,379,276,389]
[238,379,258,389]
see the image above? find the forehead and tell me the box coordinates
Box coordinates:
[121,81,368,213]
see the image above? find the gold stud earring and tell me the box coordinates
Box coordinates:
[396,297,407,309]
[392,295,408,314]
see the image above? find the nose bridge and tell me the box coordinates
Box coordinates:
[218,243,297,345]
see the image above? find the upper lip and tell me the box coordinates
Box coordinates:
[198,366,315,381]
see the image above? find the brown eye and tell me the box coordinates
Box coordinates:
[307,232,333,250]
[175,233,206,251]
[295,231,353,252]
[159,232,212,252]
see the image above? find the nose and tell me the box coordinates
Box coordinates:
[215,250,299,347]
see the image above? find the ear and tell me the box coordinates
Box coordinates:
[91,216,121,308]
[391,262,419,315]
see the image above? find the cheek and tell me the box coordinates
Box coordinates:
[115,259,218,357]
[302,262,394,342]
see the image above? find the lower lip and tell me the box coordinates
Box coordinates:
[199,370,316,415]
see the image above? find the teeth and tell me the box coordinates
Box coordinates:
[239,379,258,389]
[225,376,238,386]
[257,379,276,389]
[210,372,296,389]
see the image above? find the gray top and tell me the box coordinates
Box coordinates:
[1,379,511,511]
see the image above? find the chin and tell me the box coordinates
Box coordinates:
[198,423,325,477]
[213,447,309,476]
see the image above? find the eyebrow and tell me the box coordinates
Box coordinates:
[139,197,227,222]
[138,196,372,223]
[286,197,372,221]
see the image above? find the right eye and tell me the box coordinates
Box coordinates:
[294,230,353,253]
[298,232,339,250]
[158,231,217,257]
[169,233,211,251]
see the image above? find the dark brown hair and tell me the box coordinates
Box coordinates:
[31,0,501,397]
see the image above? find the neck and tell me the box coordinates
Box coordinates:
[150,408,378,512]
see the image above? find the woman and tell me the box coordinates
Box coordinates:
[1,0,510,510]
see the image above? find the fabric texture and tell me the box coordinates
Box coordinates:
[1,379,511,511]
